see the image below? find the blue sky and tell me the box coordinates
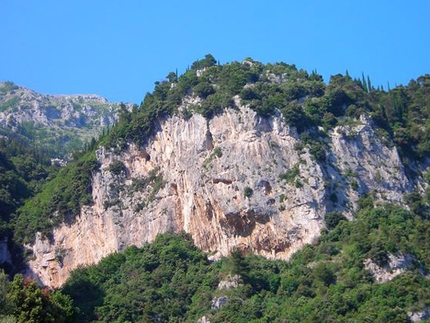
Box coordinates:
[1,1,429,104]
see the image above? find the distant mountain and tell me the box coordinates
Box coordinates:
[0,81,132,157]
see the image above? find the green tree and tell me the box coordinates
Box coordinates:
[6,275,75,323]
[191,54,217,70]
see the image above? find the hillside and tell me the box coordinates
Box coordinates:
[0,81,131,157]
[7,55,430,289]
[1,55,430,321]
[0,136,60,272]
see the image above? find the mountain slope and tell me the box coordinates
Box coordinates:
[13,56,430,288]
[0,81,131,157]
[0,136,59,270]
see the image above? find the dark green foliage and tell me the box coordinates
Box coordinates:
[313,262,336,286]
[0,81,18,94]
[0,97,19,112]
[5,56,430,321]
[227,249,249,277]
[193,81,215,99]
[61,204,430,322]
[63,232,217,323]
[13,152,99,244]
[190,54,217,70]
[0,135,58,258]
[102,55,326,150]
[130,167,166,202]
[95,54,430,166]
[244,186,253,198]
[282,101,313,131]
[194,92,234,119]
[107,160,126,176]
[325,211,346,230]
[0,271,76,322]
[279,163,300,184]
[404,190,429,219]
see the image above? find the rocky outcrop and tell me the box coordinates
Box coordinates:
[408,307,430,322]
[27,105,413,287]
[364,253,426,283]
[217,275,241,290]
[325,115,412,218]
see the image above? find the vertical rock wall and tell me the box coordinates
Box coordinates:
[28,107,412,288]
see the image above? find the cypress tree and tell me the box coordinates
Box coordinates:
[362,73,368,92]
[345,70,351,82]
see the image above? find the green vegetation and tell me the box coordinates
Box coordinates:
[3,56,430,321]
[12,120,96,158]
[0,81,126,158]
[0,270,76,322]
[202,147,223,169]
[60,201,430,322]
[99,55,430,167]
[325,211,347,230]
[0,81,18,94]
[129,167,166,203]
[13,152,99,244]
[0,97,19,112]
[62,232,216,322]
[244,186,253,198]
[7,54,430,260]
[0,136,59,257]
[279,163,300,184]
[107,160,126,176]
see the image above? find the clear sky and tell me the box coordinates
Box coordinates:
[1,1,429,104]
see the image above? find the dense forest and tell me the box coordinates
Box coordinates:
[3,202,430,322]
[1,55,430,322]
[61,201,430,322]
[0,134,60,272]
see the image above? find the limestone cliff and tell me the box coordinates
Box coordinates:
[28,105,412,288]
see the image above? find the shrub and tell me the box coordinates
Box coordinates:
[244,187,253,198]
[108,160,126,176]
[325,211,346,230]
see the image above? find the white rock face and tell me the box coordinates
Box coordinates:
[327,115,411,215]
[28,106,413,287]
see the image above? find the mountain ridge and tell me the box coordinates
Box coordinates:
[0,81,132,157]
